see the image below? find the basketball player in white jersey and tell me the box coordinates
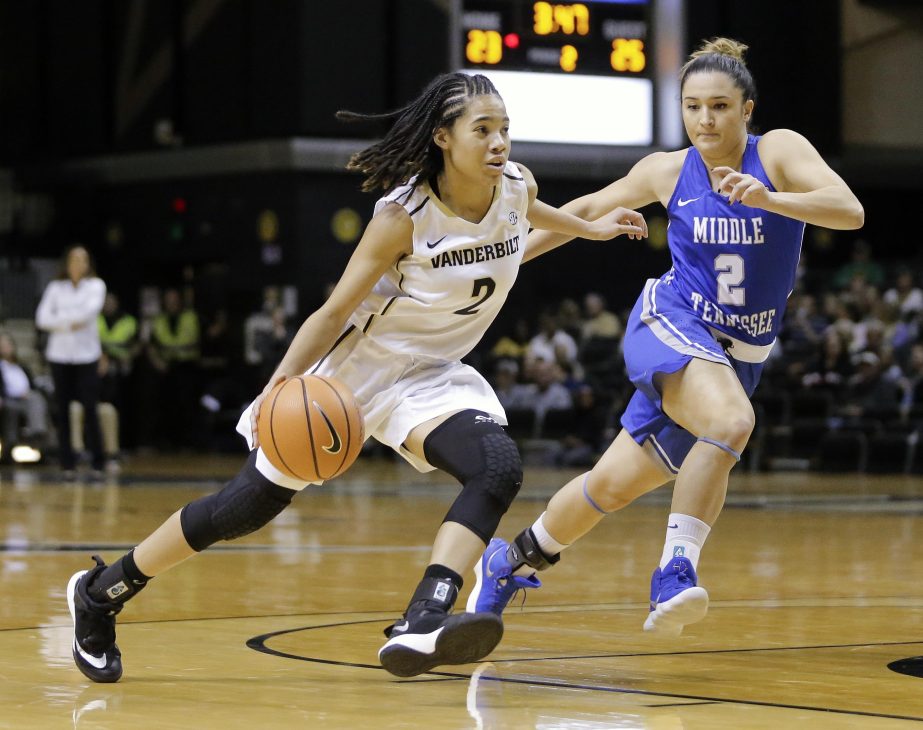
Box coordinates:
[65,72,647,681]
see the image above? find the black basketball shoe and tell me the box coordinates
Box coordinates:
[378,576,503,677]
[66,556,123,683]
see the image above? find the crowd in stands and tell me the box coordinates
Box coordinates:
[1,239,922,474]
[0,272,297,470]
[478,239,923,472]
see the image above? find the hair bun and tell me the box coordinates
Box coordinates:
[692,37,748,65]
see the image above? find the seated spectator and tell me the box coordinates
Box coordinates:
[252,305,294,383]
[823,293,858,349]
[580,292,622,342]
[524,310,578,376]
[556,298,583,343]
[244,286,282,367]
[891,308,921,369]
[833,239,885,291]
[901,343,923,414]
[841,351,901,420]
[802,330,852,394]
[851,317,886,358]
[883,267,923,318]
[491,359,534,411]
[780,294,828,381]
[489,318,532,371]
[527,359,573,425]
[0,332,49,462]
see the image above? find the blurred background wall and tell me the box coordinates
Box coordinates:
[0,0,919,343]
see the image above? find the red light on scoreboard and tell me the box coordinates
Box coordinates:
[504,33,520,49]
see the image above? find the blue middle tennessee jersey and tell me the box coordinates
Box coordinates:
[665,134,805,346]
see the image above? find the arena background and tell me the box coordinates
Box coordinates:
[0,0,921,457]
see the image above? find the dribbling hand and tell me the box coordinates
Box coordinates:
[586,207,648,241]
[713,166,771,208]
[250,374,288,447]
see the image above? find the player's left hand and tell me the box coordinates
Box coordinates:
[587,207,648,241]
[713,166,772,208]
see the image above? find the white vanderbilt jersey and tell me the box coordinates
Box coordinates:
[349,161,530,361]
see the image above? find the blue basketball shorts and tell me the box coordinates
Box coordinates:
[620,277,767,475]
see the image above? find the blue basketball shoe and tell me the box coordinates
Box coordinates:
[466,538,541,615]
[643,556,709,636]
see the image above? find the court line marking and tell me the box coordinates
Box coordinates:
[0,541,429,554]
[5,603,920,720]
[246,619,923,722]
[7,595,923,632]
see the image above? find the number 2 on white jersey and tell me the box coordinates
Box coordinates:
[714,254,745,306]
[454,277,496,316]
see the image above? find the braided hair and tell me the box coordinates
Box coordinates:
[337,72,500,193]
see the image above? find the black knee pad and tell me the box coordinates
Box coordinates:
[424,410,523,543]
[180,450,297,551]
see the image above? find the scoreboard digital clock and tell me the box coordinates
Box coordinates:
[456,0,669,147]
[463,1,650,76]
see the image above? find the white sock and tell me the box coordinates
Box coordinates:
[512,512,569,577]
[659,512,711,571]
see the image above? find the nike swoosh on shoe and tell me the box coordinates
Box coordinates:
[484,549,505,579]
[74,640,108,669]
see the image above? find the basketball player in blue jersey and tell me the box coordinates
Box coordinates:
[64,72,647,682]
[469,38,864,637]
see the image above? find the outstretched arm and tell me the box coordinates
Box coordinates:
[714,129,864,230]
[518,154,669,263]
[528,197,647,244]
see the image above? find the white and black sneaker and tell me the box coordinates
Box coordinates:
[378,576,503,677]
[66,556,123,683]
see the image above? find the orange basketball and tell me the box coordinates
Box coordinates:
[257,375,364,482]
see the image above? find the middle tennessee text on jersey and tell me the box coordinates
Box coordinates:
[665,134,805,348]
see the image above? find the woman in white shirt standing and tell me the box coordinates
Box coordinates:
[36,245,107,478]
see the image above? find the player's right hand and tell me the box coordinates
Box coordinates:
[250,374,288,447]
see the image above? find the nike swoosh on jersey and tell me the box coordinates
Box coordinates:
[426,235,448,249]
[677,196,703,207]
[313,401,343,455]
[73,640,108,669]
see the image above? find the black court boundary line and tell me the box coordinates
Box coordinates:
[246,620,923,722]
[8,594,923,633]
[5,607,920,720]
[0,542,420,553]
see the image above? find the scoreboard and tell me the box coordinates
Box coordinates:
[456,0,680,147]
[462,1,649,76]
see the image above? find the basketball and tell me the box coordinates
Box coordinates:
[257,374,364,482]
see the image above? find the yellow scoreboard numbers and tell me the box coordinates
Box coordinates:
[533,2,590,36]
[611,37,645,73]
[466,29,503,65]
[460,1,649,77]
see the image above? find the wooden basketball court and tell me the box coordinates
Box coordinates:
[2,455,922,728]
